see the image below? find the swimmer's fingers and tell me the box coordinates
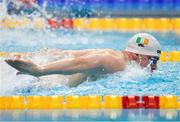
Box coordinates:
[5,60,24,75]
[6,59,32,67]
[16,71,21,75]
[5,59,24,71]
[5,59,40,77]
[5,59,29,71]
[16,71,26,75]
[5,59,23,67]
[5,59,20,68]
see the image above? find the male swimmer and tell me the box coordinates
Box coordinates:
[5,33,161,86]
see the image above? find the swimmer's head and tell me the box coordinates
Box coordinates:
[126,33,161,57]
[125,33,161,71]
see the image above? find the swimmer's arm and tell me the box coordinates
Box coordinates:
[39,53,123,76]
[39,54,104,76]
[61,49,97,57]
[5,53,124,76]
[61,49,112,57]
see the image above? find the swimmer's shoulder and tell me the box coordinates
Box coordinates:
[104,49,123,57]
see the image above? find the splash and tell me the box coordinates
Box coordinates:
[108,61,151,83]
[0,55,179,96]
[0,49,83,95]
[0,57,37,95]
[0,0,51,30]
[0,52,147,95]
[0,0,8,20]
[0,1,179,96]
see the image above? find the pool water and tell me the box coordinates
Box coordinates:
[0,29,179,96]
[1,1,180,121]
[0,109,180,121]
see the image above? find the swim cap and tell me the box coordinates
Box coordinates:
[125,33,161,57]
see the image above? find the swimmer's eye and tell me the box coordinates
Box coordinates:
[148,56,159,61]
[149,57,159,65]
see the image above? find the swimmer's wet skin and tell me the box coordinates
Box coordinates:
[5,33,161,83]
[6,50,125,76]
[5,59,42,76]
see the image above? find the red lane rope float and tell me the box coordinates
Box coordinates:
[122,96,141,109]
[60,18,74,29]
[122,96,160,109]
[0,96,180,109]
[1,18,179,31]
[48,18,74,29]
[48,19,59,29]
[142,96,159,109]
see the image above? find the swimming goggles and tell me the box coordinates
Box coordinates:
[149,57,159,65]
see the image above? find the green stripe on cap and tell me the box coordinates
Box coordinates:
[136,37,141,43]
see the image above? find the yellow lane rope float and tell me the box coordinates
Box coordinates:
[0,51,179,62]
[0,18,180,32]
[0,95,180,109]
[74,18,180,31]
[0,18,46,29]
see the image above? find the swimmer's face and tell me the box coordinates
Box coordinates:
[136,54,158,71]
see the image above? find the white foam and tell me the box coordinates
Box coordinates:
[0,49,84,95]
[109,61,151,83]
[0,57,36,95]
[0,0,8,20]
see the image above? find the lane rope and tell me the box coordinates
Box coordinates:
[0,95,179,109]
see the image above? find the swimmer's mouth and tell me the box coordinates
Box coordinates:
[152,67,156,70]
[151,65,157,72]
[151,67,156,71]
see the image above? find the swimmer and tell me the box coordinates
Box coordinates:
[5,33,161,86]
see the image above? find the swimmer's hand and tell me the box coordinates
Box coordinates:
[5,59,42,77]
